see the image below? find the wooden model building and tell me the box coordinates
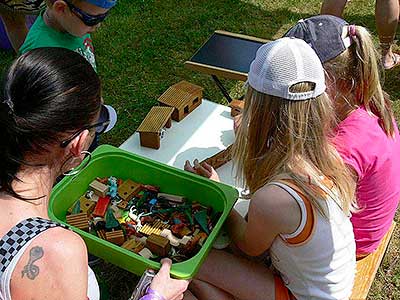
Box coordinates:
[137,106,174,149]
[201,145,232,169]
[158,81,203,122]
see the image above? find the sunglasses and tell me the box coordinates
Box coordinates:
[65,0,109,26]
[60,119,110,148]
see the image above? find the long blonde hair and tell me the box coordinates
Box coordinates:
[233,84,356,217]
[324,25,394,137]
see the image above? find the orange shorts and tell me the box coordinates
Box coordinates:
[274,276,296,300]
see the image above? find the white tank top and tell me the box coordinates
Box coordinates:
[269,181,356,300]
[0,217,99,300]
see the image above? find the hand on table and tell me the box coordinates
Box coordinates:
[184,159,220,182]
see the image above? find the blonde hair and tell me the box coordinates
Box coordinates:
[233,84,356,217]
[324,25,395,137]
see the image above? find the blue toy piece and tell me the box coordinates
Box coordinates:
[107,176,118,198]
[149,198,158,206]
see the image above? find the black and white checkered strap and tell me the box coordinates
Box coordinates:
[0,217,68,277]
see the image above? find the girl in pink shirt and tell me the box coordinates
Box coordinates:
[286,15,400,256]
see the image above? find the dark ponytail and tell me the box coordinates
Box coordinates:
[0,47,101,198]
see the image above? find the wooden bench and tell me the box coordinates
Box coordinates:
[350,221,396,300]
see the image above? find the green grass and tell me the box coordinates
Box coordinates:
[1,0,400,299]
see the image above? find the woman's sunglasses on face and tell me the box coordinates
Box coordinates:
[65,0,109,26]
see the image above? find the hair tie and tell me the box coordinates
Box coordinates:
[3,98,14,113]
[348,25,357,38]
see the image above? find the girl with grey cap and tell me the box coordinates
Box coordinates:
[184,37,356,300]
[285,15,400,259]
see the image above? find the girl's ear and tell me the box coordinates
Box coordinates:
[66,129,89,158]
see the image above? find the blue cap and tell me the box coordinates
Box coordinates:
[284,15,351,63]
[85,0,117,9]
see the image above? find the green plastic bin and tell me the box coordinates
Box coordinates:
[49,145,238,279]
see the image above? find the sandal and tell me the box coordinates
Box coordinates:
[383,52,400,70]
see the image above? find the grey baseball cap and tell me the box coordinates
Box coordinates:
[284,15,352,63]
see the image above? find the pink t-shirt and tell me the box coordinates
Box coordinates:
[334,107,400,255]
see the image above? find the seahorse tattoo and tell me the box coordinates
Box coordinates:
[21,246,44,280]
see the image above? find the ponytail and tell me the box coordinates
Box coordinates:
[324,26,395,137]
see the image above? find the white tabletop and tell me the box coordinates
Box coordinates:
[120,99,249,216]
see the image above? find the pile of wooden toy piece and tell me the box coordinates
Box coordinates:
[66,176,220,262]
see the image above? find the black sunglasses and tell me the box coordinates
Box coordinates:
[65,0,109,26]
[60,119,110,148]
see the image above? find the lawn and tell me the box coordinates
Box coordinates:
[1,0,399,299]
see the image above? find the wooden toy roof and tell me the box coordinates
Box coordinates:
[158,81,203,109]
[137,106,174,133]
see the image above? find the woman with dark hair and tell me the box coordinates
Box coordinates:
[0,47,188,300]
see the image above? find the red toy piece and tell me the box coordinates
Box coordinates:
[92,196,111,217]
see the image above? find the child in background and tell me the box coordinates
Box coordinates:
[285,15,400,258]
[19,0,116,70]
[20,0,118,152]
[185,38,356,300]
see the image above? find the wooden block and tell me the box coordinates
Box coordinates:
[92,196,111,217]
[139,220,170,236]
[350,221,396,300]
[105,230,125,246]
[117,200,129,210]
[89,180,109,197]
[201,145,232,170]
[121,239,143,252]
[146,233,171,257]
[118,179,142,201]
[160,229,180,247]
[66,213,89,231]
[138,248,153,259]
[229,99,244,117]
[157,193,186,203]
[79,196,96,215]
[97,229,107,240]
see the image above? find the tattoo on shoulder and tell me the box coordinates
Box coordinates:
[21,246,44,280]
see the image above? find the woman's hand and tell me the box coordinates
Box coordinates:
[149,259,189,300]
[184,159,220,182]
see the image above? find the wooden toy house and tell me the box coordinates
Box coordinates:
[137,106,174,149]
[229,99,245,117]
[158,81,203,122]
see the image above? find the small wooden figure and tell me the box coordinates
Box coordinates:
[89,180,109,197]
[105,230,125,245]
[139,220,170,236]
[66,213,89,231]
[229,99,244,117]
[158,81,203,122]
[201,145,232,170]
[92,196,111,217]
[118,179,142,201]
[157,193,186,203]
[137,106,174,149]
[146,233,171,257]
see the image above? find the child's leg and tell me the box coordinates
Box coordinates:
[189,279,235,300]
[195,249,275,300]
[320,0,348,17]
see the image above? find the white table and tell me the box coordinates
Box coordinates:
[120,99,249,216]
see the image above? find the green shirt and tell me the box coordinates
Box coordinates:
[19,13,97,71]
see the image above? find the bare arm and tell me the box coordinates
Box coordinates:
[227,184,302,257]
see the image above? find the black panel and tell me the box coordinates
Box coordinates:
[190,32,264,74]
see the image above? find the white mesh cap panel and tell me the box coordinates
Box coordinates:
[248,37,326,101]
